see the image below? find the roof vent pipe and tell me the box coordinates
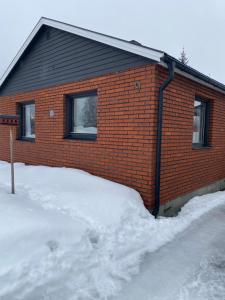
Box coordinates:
[153,60,176,218]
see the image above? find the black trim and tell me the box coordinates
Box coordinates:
[65,90,98,141]
[0,114,19,119]
[64,133,97,141]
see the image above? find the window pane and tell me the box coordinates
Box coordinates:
[192,101,201,143]
[72,95,97,134]
[25,103,35,138]
[192,100,206,145]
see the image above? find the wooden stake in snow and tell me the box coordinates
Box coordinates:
[10,128,15,194]
[0,115,19,194]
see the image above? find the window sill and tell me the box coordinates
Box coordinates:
[17,137,35,143]
[64,133,97,141]
[192,145,211,150]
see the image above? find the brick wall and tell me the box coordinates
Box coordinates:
[157,65,225,205]
[0,65,158,208]
[1,63,224,209]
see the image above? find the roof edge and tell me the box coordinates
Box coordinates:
[161,54,225,94]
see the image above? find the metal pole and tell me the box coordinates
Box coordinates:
[9,128,15,194]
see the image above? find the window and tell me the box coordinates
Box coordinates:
[66,91,97,140]
[192,98,210,147]
[19,102,35,140]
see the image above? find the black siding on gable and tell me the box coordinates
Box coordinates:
[0,26,153,96]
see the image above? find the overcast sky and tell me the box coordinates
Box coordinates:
[0,0,224,83]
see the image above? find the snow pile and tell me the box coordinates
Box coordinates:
[0,161,225,300]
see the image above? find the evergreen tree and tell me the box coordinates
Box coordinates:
[179,47,189,65]
[82,97,97,128]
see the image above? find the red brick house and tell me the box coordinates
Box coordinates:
[1,17,225,216]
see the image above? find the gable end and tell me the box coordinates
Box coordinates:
[0,26,153,96]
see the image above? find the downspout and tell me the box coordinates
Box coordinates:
[153,59,176,218]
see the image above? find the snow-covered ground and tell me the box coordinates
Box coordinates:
[0,161,225,300]
[112,205,225,300]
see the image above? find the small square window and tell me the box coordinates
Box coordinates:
[65,91,97,140]
[19,101,35,141]
[192,98,210,147]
